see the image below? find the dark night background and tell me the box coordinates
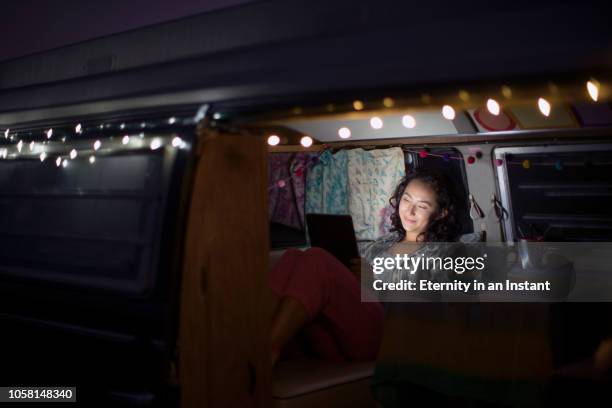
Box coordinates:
[0,0,252,62]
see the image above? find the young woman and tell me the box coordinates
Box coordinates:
[269,169,465,364]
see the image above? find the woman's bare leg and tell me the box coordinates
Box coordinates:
[270,296,308,365]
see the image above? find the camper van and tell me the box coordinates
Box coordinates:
[1,1,612,407]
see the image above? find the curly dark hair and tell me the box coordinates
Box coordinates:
[389,169,461,242]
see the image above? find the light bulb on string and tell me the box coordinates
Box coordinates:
[171,136,183,147]
[353,100,364,111]
[402,115,416,129]
[70,149,77,159]
[89,156,96,164]
[300,136,313,148]
[486,98,500,115]
[168,117,177,125]
[46,129,53,139]
[538,98,551,117]
[29,141,35,151]
[501,86,512,99]
[370,117,383,129]
[120,123,125,130]
[17,140,23,153]
[267,135,280,146]
[441,105,455,120]
[62,159,68,168]
[150,138,162,150]
[93,140,101,150]
[338,127,351,139]
[4,129,8,139]
[56,157,62,167]
[587,80,599,102]
[39,152,46,162]
[75,123,82,133]
[122,135,130,145]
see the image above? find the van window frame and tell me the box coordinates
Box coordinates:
[493,143,612,242]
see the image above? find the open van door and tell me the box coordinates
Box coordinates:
[179,125,272,407]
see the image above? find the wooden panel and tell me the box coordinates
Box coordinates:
[179,127,272,407]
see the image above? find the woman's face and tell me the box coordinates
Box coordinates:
[398,179,439,240]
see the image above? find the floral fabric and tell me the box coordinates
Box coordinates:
[305,150,349,215]
[347,148,405,241]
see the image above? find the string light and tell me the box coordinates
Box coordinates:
[56,157,62,167]
[421,94,432,104]
[46,128,53,139]
[150,138,162,150]
[300,136,313,148]
[402,115,416,129]
[587,80,599,102]
[267,135,280,146]
[501,86,512,99]
[17,140,23,153]
[441,105,455,120]
[75,123,82,133]
[69,149,77,159]
[120,123,125,130]
[89,155,96,164]
[4,129,9,139]
[171,136,183,147]
[29,141,34,151]
[338,127,351,139]
[62,159,68,168]
[370,117,383,129]
[383,97,394,108]
[122,135,130,145]
[39,152,46,162]
[538,97,551,117]
[486,98,501,115]
[353,100,364,111]
[168,117,177,124]
[93,140,101,150]
[0,148,7,159]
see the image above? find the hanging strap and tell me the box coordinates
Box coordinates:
[491,193,509,221]
[469,194,485,220]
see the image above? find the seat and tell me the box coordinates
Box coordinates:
[269,249,377,408]
[272,358,376,408]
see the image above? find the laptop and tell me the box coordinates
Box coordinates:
[306,214,360,268]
